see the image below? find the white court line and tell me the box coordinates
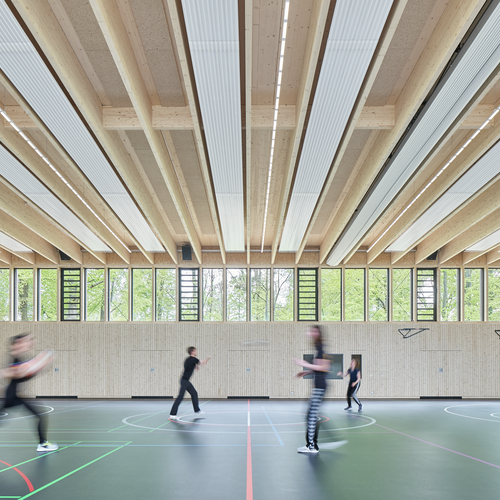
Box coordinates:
[0,405,54,422]
[445,404,500,423]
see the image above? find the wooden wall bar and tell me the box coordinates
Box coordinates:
[0,322,499,399]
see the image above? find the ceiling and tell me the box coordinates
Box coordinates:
[0,0,499,269]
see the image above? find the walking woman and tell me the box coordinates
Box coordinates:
[294,325,330,454]
[339,358,362,412]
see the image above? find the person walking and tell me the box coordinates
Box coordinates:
[339,358,362,412]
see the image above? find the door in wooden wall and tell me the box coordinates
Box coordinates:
[420,350,462,397]
[227,351,269,397]
[131,350,173,397]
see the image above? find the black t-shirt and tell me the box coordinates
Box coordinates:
[181,356,199,381]
[348,367,360,385]
[314,343,327,390]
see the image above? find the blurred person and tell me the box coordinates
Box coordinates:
[170,347,210,421]
[339,358,362,412]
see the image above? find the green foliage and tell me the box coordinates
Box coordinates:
[274,269,294,321]
[464,268,482,321]
[440,269,458,321]
[203,269,223,321]
[86,269,105,321]
[321,268,341,321]
[132,269,152,321]
[369,269,388,321]
[488,269,500,321]
[250,269,270,321]
[16,269,33,321]
[0,269,10,321]
[227,269,246,321]
[298,269,317,321]
[345,269,364,321]
[109,269,128,321]
[392,269,412,321]
[156,269,176,321]
[39,269,57,321]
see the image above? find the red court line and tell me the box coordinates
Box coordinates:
[0,459,34,492]
[246,400,253,500]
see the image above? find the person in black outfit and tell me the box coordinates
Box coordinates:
[294,325,330,454]
[170,347,210,421]
[0,334,58,452]
[339,358,362,412]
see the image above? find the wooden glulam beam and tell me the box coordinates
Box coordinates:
[165,0,226,264]
[294,0,408,265]
[0,208,60,264]
[319,0,485,265]
[0,246,13,265]
[12,0,177,265]
[89,0,202,264]
[487,246,500,265]
[368,110,500,264]
[0,129,131,264]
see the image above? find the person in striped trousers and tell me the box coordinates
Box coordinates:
[294,325,330,454]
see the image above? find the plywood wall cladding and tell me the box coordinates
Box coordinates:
[1,323,499,399]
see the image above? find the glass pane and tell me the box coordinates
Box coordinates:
[321,268,341,321]
[392,269,412,321]
[203,269,223,321]
[61,269,81,321]
[39,269,57,321]
[488,269,500,321]
[109,269,128,321]
[274,269,294,321]
[227,269,247,321]
[464,268,482,321]
[16,269,33,321]
[250,269,270,321]
[369,269,388,321]
[132,269,152,321]
[344,269,365,321]
[156,269,176,321]
[179,268,199,321]
[417,268,436,321]
[0,269,9,321]
[86,269,105,321]
[440,269,458,321]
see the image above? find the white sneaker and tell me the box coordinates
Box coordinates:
[297,445,319,454]
[194,410,205,419]
[170,415,181,421]
[37,441,58,452]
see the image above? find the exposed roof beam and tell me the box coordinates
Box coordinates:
[0,246,13,265]
[89,0,202,263]
[487,246,500,265]
[12,0,178,264]
[438,205,500,265]
[270,0,331,264]
[0,128,131,264]
[295,0,408,265]
[165,0,226,263]
[414,175,500,264]
[245,0,252,264]
[368,111,500,264]
[463,251,484,265]
[0,206,61,264]
[319,0,485,264]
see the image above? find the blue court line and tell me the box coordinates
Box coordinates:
[261,406,284,446]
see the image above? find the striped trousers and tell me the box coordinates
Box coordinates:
[306,388,325,449]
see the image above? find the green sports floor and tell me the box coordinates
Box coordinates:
[0,399,499,499]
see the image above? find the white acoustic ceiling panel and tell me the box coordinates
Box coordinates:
[0,231,33,253]
[388,140,500,252]
[466,229,500,252]
[182,0,244,251]
[279,0,393,251]
[0,145,111,252]
[0,1,164,252]
[327,0,500,265]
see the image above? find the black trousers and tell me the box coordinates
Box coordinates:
[170,379,200,415]
[347,382,361,407]
[1,392,47,444]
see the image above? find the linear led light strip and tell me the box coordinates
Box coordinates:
[0,108,131,253]
[368,104,500,253]
[261,0,290,252]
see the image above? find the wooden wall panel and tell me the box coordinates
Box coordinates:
[0,322,499,399]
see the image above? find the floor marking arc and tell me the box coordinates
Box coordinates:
[0,406,54,422]
[445,404,500,423]
[0,460,34,493]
